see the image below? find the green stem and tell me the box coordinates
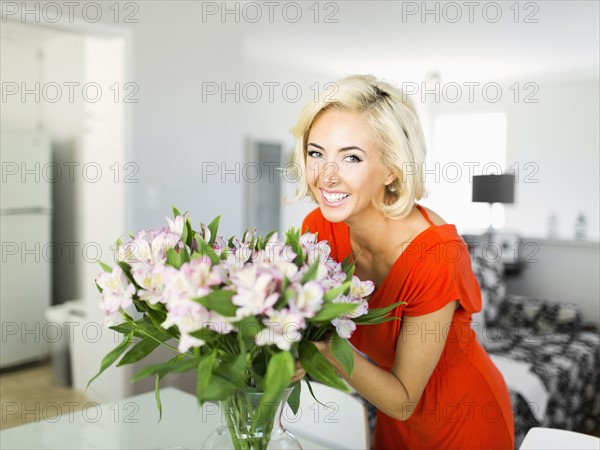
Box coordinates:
[132,324,194,357]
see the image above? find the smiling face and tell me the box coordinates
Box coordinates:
[305,108,395,224]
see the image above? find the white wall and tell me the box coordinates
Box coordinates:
[240,59,337,233]
[504,78,599,241]
[506,239,600,326]
[117,4,245,239]
[425,77,599,241]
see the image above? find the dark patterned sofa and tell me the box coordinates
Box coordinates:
[471,255,600,449]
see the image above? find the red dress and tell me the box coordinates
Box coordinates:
[302,205,514,450]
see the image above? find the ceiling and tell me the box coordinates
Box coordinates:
[242,0,599,83]
[2,1,597,84]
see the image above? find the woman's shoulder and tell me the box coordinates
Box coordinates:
[416,204,448,227]
[406,205,468,264]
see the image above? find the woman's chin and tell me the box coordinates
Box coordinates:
[320,204,350,223]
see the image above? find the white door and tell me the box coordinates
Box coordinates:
[0,213,51,368]
[0,36,43,132]
[0,131,52,210]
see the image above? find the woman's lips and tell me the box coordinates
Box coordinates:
[320,188,350,207]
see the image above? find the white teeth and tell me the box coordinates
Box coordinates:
[322,190,349,203]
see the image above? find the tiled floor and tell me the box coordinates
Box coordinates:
[0,360,89,430]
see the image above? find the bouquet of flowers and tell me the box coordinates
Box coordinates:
[91,207,401,449]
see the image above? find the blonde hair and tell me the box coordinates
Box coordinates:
[287,74,428,221]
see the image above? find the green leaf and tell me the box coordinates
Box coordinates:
[117,336,160,367]
[172,205,181,217]
[287,381,301,415]
[109,322,136,335]
[198,372,238,402]
[298,341,348,392]
[132,356,198,382]
[136,316,172,342]
[193,290,237,317]
[194,235,220,265]
[323,281,352,301]
[236,316,263,340]
[196,350,246,403]
[184,217,193,249]
[274,287,294,311]
[264,352,294,398]
[87,332,133,388]
[180,246,191,264]
[166,248,181,269]
[207,216,221,245]
[256,351,294,428]
[330,333,354,377]
[154,374,163,421]
[214,352,247,387]
[188,327,218,346]
[310,302,358,322]
[300,260,321,283]
[116,262,138,287]
[145,310,173,338]
[303,377,327,407]
[353,301,405,325]
[264,230,277,244]
[196,351,217,399]
[98,261,113,273]
[341,255,355,277]
[251,351,268,390]
[285,228,304,265]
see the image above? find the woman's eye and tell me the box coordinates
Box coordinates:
[344,154,362,163]
[307,150,322,158]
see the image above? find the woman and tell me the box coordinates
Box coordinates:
[290,75,514,449]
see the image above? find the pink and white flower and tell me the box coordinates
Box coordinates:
[255,308,305,351]
[118,227,180,270]
[163,257,222,303]
[331,317,356,339]
[162,299,211,353]
[291,281,324,319]
[349,276,375,300]
[166,215,186,238]
[132,263,173,305]
[96,266,136,324]
[231,266,278,318]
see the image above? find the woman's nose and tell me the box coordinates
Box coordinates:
[320,161,340,185]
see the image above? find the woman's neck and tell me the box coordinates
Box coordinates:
[346,204,416,258]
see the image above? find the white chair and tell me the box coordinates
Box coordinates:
[282,381,370,450]
[519,427,600,450]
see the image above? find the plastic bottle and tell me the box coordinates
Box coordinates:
[575,213,587,240]
[547,212,558,238]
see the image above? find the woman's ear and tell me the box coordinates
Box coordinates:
[384,172,397,187]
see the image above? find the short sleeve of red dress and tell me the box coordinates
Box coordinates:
[401,235,482,317]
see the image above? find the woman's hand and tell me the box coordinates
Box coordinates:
[313,340,331,356]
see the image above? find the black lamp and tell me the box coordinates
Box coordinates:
[472,174,515,237]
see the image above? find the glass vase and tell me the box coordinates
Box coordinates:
[201,386,302,450]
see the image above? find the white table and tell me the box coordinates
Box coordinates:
[1,387,367,449]
[519,427,600,450]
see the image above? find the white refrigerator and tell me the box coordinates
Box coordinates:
[1,131,52,368]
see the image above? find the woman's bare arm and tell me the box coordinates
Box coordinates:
[315,300,457,421]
